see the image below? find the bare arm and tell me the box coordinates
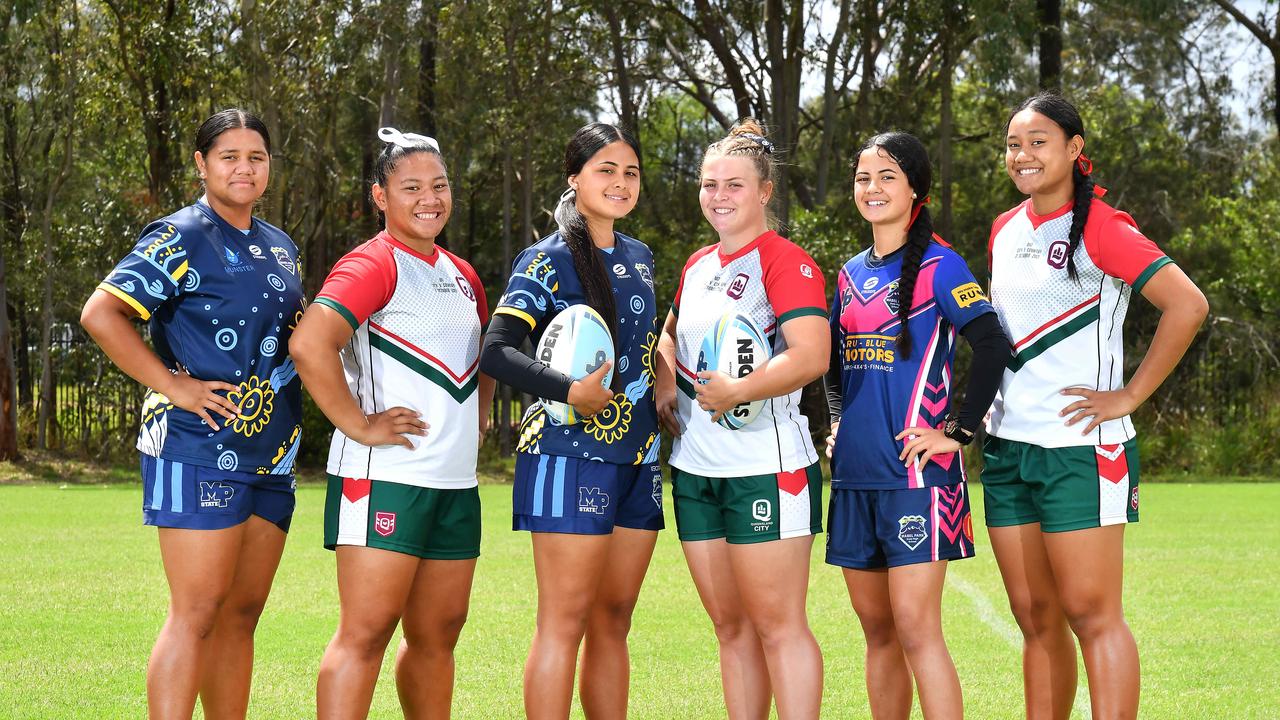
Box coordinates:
[695,314,831,421]
[80,289,240,430]
[1061,264,1209,434]
[654,309,681,435]
[289,303,426,448]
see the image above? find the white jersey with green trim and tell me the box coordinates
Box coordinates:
[670,230,827,477]
[314,231,488,488]
[987,198,1173,448]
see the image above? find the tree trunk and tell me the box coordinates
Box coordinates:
[0,228,17,460]
[416,0,440,136]
[499,149,514,454]
[1038,0,1062,90]
[37,132,73,449]
[816,0,851,205]
[378,15,403,129]
[938,10,955,240]
[605,3,639,149]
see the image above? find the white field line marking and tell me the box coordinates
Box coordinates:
[950,572,1091,719]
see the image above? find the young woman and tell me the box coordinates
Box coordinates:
[654,119,827,720]
[290,128,495,719]
[825,131,1010,720]
[479,123,662,720]
[985,93,1208,719]
[80,109,304,719]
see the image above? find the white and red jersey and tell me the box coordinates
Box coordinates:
[987,198,1173,448]
[670,230,827,476]
[314,231,488,488]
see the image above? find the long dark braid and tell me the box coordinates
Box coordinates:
[853,131,934,360]
[895,204,933,359]
[1007,91,1092,283]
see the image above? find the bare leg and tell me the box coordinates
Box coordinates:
[843,568,912,720]
[886,561,961,720]
[682,538,772,720]
[578,527,658,720]
[395,557,478,720]
[989,524,1078,720]
[1044,525,1139,720]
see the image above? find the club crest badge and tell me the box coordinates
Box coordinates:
[898,514,928,550]
[271,246,296,274]
[1046,240,1070,269]
[727,272,750,300]
[883,281,901,315]
[374,511,396,537]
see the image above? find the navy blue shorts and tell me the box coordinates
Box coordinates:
[141,455,295,533]
[513,453,664,534]
[826,483,974,569]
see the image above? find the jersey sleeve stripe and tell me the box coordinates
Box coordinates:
[1130,256,1173,294]
[97,282,152,320]
[777,307,827,324]
[493,306,537,329]
[314,297,359,330]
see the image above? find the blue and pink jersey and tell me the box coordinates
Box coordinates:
[829,241,995,490]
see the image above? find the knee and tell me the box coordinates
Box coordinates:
[708,612,754,647]
[537,602,591,643]
[853,608,899,649]
[1007,594,1067,640]
[221,596,270,635]
[337,617,401,661]
[171,595,228,639]
[1060,595,1123,642]
[889,613,942,656]
[589,597,638,639]
[406,609,470,653]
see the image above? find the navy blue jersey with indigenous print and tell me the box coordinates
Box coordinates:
[494,232,660,466]
[829,242,994,490]
[98,199,306,474]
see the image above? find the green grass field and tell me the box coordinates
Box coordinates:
[0,481,1277,719]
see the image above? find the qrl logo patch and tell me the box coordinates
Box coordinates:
[751,499,772,522]
[951,282,987,308]
[727,273,750,300]
[455,276,476,301]
[374,511,396,537]
[898,514,928,550]
[1130,487,1139,510]
[799,263,813,279]
[1046,240,1070,269]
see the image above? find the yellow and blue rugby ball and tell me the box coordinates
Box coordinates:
[696,313,772,430]
[535,304,615,425]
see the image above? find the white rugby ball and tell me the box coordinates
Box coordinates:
[535,304,615,425]
[696,313,772,430]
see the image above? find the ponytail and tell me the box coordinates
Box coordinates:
[1064,163,1094,283]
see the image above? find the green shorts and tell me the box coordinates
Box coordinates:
[672,462,823,544]
[324,475,481,559]
[981,436,1140,533]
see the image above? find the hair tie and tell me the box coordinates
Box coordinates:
[378,126,440,152]
[1076,153,1093,176]
[737,132,775,154]
[1093,184,1108,198]
[907,195,931,228]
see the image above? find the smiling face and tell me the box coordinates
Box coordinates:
[1005,108,1082,199]
[570,140,640,222]
[372,151,452,246]
[699,155,772,238]
[194,127,270,209]
[852,146,915,227]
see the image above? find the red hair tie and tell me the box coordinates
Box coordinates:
[907,195,952,247]
[1076,153,1108,197]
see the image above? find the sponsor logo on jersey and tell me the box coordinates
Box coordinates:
[863,276,880,292]
[898,514,928,550]
[198,481,235,508]
[883,281,901,315]
[578,487,611,515]
[374,511,396,537]
[271,247,296,274]
[843,335,896,365]
[635,263,654,288]
[612,263,630,278]
[800,263,813,279]
[726,272,750,300]
[455,276,476,301]
[951,282,987,308]
[1046,240,1070,269]
[248,244,266,259]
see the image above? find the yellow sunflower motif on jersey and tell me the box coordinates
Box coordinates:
[584,394,632,445]
[228,375,275,438]
[639,331,657,379]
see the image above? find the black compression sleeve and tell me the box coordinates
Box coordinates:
[956,312,1011,433]
[825,366,843,424]
[479,313,574,402]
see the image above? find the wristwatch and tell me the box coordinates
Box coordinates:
[942,414,975,445]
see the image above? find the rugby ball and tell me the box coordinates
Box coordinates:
[535,304,615,425]
[696,313,772,430]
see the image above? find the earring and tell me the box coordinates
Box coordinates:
[912,192,917,199]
